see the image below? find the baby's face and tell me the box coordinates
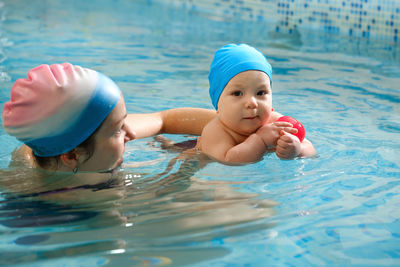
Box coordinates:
[217,70,272,135]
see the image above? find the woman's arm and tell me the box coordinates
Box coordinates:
[126,108,216,139]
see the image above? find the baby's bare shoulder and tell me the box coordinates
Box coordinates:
[200,118,236,157]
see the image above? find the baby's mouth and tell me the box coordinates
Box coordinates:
[243,115,257,120]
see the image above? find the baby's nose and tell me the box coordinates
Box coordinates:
[246,96,258,108]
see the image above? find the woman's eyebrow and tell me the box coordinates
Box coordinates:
[112,113,127,127]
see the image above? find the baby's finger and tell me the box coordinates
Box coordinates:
[280,131,298,144]
[277,139,289,149]
[274,121,293,127]
[276,149,290,159]
[281,127,298,135]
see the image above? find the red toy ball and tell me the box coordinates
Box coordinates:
[276,116,306,142]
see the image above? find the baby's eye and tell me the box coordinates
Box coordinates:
[232,91,243,96]
[257,90,267,96]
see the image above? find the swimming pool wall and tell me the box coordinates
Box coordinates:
[162,0,400,43]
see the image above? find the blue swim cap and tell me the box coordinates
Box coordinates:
[208,44,272,109]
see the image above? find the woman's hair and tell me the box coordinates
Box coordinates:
[33,121,104,170]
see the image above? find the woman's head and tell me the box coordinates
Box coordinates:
[2,63,135,172]
[70,96,135,172]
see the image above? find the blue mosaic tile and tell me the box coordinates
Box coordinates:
[166,0,400,42]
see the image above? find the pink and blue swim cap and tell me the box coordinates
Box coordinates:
[208,43,273,109]
[2,63,121,157]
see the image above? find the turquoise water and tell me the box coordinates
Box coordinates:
[0,0,400,266]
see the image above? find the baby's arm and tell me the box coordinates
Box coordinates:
[201,118,295,164]
[223,134,269,163]
[200,124,267,164]
[298,139,316,157]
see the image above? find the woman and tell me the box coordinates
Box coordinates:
[0,64,276,245]
[2,63,215,174]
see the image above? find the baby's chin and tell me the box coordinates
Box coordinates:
[236,126,261,136]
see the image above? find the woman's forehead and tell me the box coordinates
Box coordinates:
[101,98,126,129]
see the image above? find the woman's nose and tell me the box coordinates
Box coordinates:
[124,125,136,143]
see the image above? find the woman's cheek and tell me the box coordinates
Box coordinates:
[117,136,126,152]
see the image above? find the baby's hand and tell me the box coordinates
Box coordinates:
[256,122,297,148]
[275,131,302,159]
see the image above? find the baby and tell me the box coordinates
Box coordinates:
[199,44,316,164]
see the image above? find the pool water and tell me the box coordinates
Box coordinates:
[0,0,399,266]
